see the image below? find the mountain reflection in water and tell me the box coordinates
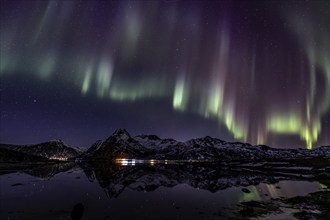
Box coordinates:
[0,161,327,220]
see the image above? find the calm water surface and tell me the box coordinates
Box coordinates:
[0,163,324,220]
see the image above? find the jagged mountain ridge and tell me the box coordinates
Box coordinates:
[1,129,329,161]
[81,129,330,161]
[0,140,79,159]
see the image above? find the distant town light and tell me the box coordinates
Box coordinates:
[49,157,67,161]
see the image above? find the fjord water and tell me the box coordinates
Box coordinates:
[0,163,324,220]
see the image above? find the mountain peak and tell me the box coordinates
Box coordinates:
[49,139,66,145]
[112,129,131,139]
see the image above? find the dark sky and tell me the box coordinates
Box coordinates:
[0,0,329,149]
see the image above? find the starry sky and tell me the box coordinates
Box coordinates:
[0,0,329,149]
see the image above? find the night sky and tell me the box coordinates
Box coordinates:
[0,0,329,149]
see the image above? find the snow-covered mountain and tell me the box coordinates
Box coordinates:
[1,129,329,162]
[0,140,79,159]
[0,147,49,163]
[81,129,330,161]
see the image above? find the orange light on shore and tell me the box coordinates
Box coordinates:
[115,158,128,166]
[115,158,136,166]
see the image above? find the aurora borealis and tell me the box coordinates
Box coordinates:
[0,0,329,149]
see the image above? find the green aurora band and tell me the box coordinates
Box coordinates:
[1,1,329,149]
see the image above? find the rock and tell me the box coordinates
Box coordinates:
[242,188,251,193]
[238,207,254,216]
[71,203,84,220]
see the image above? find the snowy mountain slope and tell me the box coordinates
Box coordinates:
[82,129,330,161]
[0,140,79,159]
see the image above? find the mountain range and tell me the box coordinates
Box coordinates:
[1,129,330,162]
[0,140,79,162]
[79,129,330,162]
